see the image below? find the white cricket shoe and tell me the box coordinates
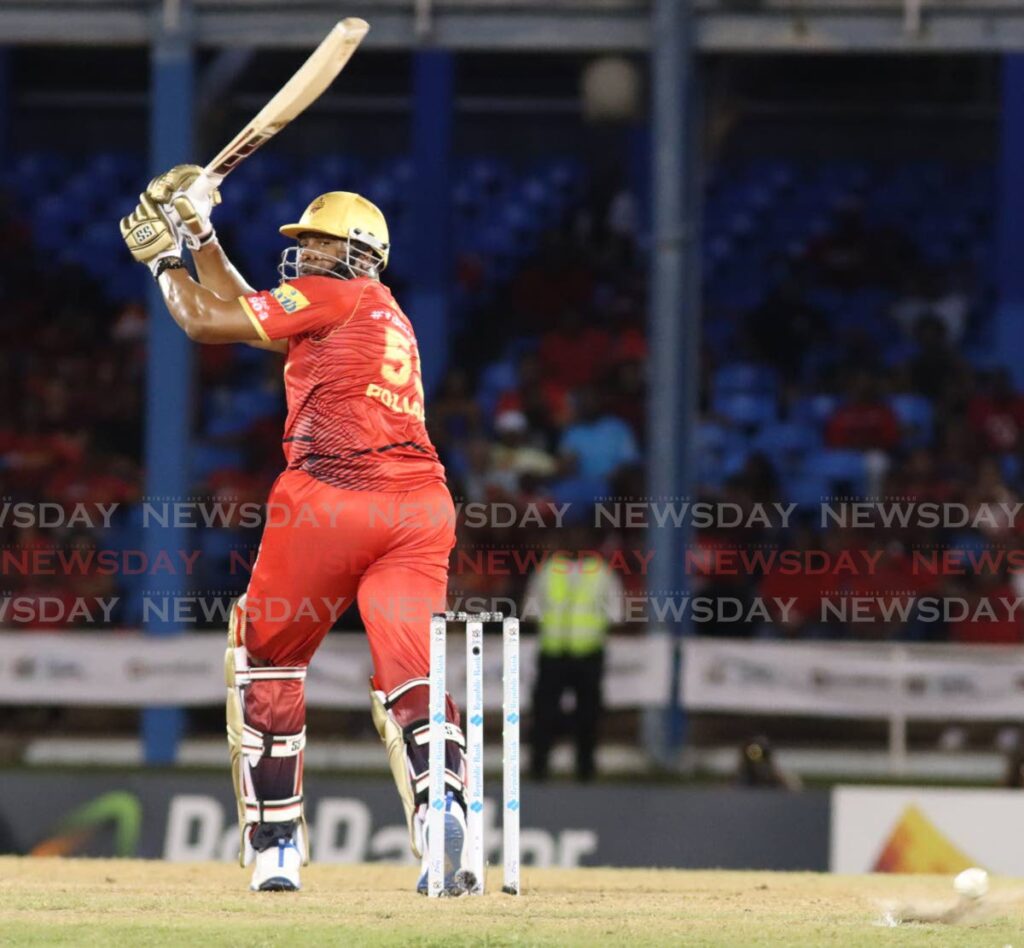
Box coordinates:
[250,837,302,892]
[416,793,476,896]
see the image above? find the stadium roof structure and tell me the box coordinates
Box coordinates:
[6,0,1024,53]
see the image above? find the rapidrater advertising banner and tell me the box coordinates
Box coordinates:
[831,786,1024,874]
[0,772,828,871]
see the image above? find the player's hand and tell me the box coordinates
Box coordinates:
[120,193,183,274]
[146,163,222,250]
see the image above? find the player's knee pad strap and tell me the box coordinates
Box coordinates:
[406,719,467,803]
[240,723,307,760]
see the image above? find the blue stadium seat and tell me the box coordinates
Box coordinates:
[364,175,397,210]
[467,158,509,195]
[63,173,106,211]
[502,202,534,235]
[713,362,778,398]
[721,447,751,480]
[478,359,518,419]
[312,154,363,183]
[1002,454,1022,488]
[752,422,821,465]
[784,473,831,510]
[191,443,245,481]
[32,194,91,235]
[453,181,481,212]
[694,420,751,486]
[801,448,869,496]
[712,392,778,429]
[792,394,839,429]
[946,529,991,561]
[13,151,69,193]
[106,266,147,303]
[888,394,934,448]
[696,420,736,455]
[387,156,415,186]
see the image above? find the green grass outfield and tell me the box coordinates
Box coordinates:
[1,857,1023,946]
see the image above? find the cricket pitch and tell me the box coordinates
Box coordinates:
[2,857,1023,946]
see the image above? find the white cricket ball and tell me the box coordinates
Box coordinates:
[953,867,989,900]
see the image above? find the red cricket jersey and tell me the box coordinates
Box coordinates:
[239,275,445,492]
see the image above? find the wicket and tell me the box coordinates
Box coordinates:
[427,611,520,898]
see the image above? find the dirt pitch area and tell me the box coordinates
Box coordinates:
[1,857,1023,946]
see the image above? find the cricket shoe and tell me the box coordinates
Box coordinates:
[250,837,302,892]
[416,793,476,897]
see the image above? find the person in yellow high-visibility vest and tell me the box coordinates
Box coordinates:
[524,534,624,782]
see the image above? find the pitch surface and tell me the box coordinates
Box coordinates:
[1,858,1023,946]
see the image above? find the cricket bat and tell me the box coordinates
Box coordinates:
[183,17,369,210]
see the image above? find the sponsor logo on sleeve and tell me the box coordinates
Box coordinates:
[272,284,311,314]
[245,295,271,321]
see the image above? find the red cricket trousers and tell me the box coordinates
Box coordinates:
[242,469,456,692]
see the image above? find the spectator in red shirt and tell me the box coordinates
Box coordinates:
[886,447,957,505]
[511,231,595,328]
[825,372,901,451]
[949,573,1023,644]
[967,369,1024,454]
[538,309,612,389]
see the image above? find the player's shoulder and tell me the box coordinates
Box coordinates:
[297,275,390,307]
[278,274,355,298]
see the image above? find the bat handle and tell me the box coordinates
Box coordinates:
[184,170,224,214]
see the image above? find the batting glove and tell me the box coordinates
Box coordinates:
[146,163,222,251]
[120,193,184,275]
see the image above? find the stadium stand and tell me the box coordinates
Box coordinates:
[1,151,1018,642]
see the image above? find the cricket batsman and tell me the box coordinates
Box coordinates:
[120,168,471,894]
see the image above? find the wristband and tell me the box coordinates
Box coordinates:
[154,256,186,279]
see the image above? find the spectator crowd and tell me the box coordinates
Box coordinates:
[2,154,1023,643]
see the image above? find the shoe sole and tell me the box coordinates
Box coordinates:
[254,877,300,892]
[417,812,473,896]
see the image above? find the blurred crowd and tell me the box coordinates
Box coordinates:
[435,165,1024,645]
[0,192,142,626]
[2,156,1024,643]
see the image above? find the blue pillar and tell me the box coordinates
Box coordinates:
[142,9,195,765]
[995,55,1024,387]
[0,49,10,167]
[407,50,454,396]
[647,0,699,762]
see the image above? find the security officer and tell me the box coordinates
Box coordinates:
[525,526,624,782]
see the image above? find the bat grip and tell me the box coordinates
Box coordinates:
[186,171,223,207]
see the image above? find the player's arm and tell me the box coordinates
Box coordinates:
[119,191,262,343]
[158,266,265,345]
[122,194,351,343]
[144,165,288,353]
[190,242,287,353]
